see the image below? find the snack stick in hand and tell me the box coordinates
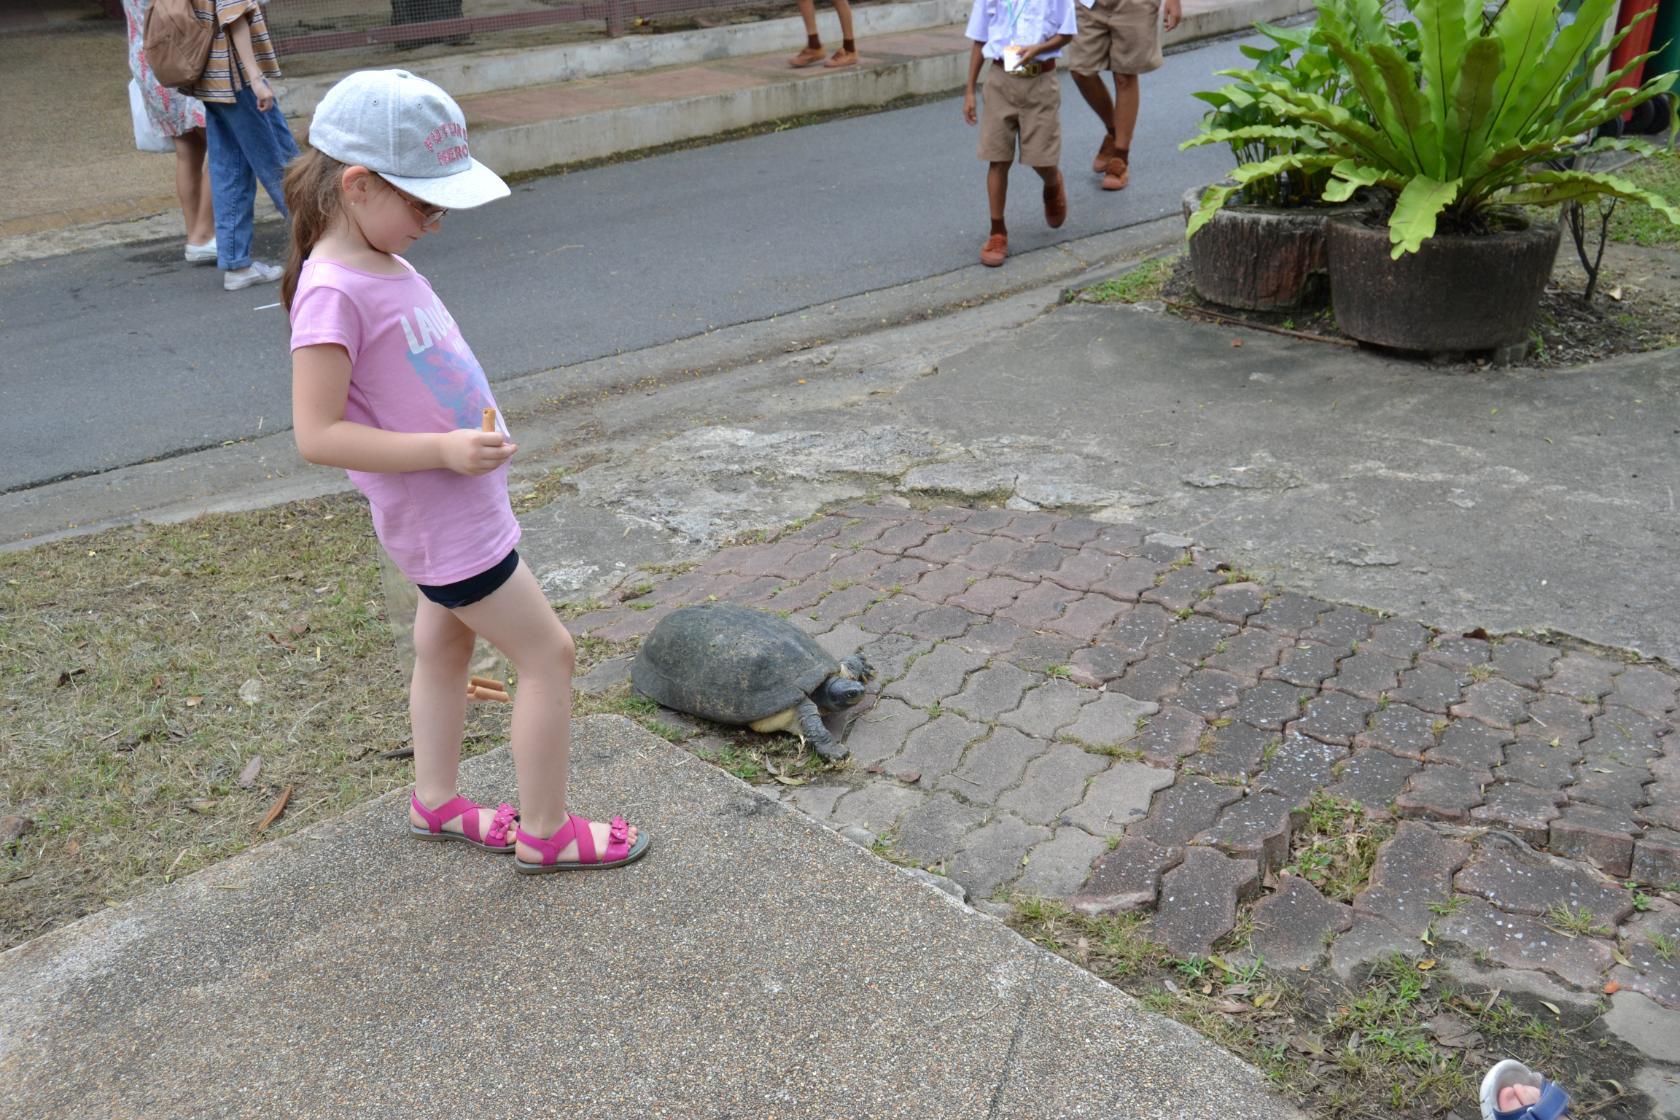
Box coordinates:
[481,407,497,432]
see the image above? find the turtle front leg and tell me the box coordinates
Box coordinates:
[797,697,847,761]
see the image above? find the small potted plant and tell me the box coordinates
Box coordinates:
[1218,0,1678,354]
[1179,22,1379,311]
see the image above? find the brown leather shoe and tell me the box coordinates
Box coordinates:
[823,48,859,68]
[1092,133,1116,174]
[789,45,826,67]
[980,233,1008,267]
[1101,155,1130,191]
[1044,173,1068,229]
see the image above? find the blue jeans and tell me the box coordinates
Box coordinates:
[205,87,299,271]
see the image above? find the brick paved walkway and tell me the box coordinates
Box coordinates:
[570,502,1680,1014]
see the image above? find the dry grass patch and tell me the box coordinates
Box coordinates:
[0,492,513,949]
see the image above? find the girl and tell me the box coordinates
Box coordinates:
[283,70,647,873]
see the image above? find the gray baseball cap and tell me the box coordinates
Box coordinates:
[307,69,509,210]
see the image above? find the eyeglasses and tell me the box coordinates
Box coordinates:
[379,177,447,228]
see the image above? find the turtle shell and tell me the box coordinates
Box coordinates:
[631,602,840,725]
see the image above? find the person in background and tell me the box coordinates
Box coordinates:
[186,0,299,291]
[122,0,217,263]
[788,0,859,69]
[961,0,1077,268]
[1066,0,1181,191]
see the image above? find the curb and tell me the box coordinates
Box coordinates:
[468,0,1313,179]
[0,216,1181,551]
[279,0,972,118]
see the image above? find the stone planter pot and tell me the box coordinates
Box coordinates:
[1326,210,1562,353]
[1180,184,1370,313]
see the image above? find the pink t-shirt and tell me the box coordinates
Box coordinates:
[289,257,520,586]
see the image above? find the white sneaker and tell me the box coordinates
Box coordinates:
[184,239,218,264]
[223,260,283,291]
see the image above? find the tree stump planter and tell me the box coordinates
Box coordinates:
[1326,210,1562,354]
[1181,184,1370,312]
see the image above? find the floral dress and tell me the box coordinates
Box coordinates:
[122,0,207,137]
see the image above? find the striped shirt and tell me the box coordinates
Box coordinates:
[187,0,282,104]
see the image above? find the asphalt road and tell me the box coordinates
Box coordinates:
[0,38,1241,494]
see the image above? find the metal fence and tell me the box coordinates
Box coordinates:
[261,0,782,53]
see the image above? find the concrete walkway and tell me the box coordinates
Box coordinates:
[0,715,1301,1119]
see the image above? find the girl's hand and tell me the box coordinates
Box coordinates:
[441,428,516,476]
[251,75,274,112]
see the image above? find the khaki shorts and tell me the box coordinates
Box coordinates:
[977,64,1062,167]
[1066,0,1165,75]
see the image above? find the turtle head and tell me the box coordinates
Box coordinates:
[815,675,867,712]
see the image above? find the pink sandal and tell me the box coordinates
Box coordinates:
[409,792,519,854]
[513,813,650,874]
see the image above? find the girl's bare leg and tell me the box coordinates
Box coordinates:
[454,561,636,862]
[407,594,506,835]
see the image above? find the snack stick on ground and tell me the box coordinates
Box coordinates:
[468,685,512,703]
[469,675,505,692]
[481,407,496,432]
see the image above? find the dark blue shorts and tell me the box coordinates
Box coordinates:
[417,549,519,609]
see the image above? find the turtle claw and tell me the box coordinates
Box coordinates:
[796,697,847,761]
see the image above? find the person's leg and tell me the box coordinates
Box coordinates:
[1070,70,1115,131]
[173,129,215,247]
[1111,72,1140,151]
[1102,72,1139,189]
[407,595,503,835]
[823,0,859,66]
[834,0,855,47]
[249,97,300,217]
[1018,74,1065,227]
[205,102,256,271]
[452,562,636,862]
[1036,163,1066,228]
[981,161,1011,266]
[987,162,1009,226]
[790,0,825,64]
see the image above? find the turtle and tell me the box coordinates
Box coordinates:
[631,602,875,760]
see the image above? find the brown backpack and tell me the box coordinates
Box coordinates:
[142,0,213,95]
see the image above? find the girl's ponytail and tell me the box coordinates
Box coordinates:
[281,150,348,311]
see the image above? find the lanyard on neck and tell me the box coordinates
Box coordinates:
[1001,0,1026,38]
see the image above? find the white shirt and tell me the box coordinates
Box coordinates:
[965,0,1080,61]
